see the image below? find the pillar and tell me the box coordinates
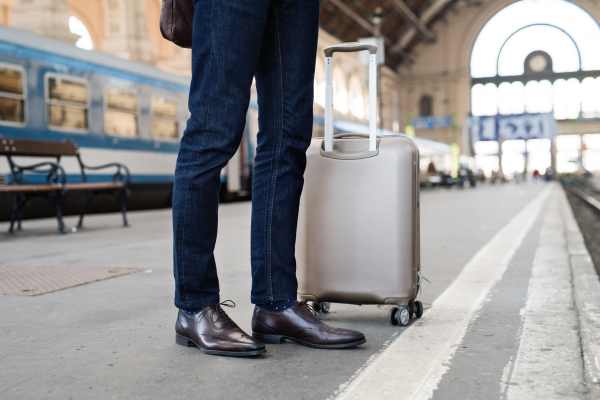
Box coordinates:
[12,0,79,43]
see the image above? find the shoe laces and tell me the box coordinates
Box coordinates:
[209,300,235,326]
[298,301,321,318]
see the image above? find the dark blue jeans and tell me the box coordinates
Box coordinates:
[172,0,320,311]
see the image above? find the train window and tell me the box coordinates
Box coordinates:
[151,96,178,139]
[46,75,88,130]
[105,88,138,137]
[0,65,25,124]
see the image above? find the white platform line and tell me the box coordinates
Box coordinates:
[505,188,587,399]
[334,185,553,400]
[562,190,600,395]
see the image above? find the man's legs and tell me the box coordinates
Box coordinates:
[250,0,320,304]
[248,0,365,349]
[173,0,270,311]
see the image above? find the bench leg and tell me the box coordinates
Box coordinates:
[77,193,89,228]
[51,192,66,234]
[9,195,19,234]
[119,189,129,227]
[55,203,65,234]
[16,203,24,231]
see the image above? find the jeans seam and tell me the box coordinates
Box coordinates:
[179,0,214,303]
[266,2,285,302]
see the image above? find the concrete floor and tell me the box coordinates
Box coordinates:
[1,182,598,400]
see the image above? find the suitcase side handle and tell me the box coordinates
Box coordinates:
[323,43,378,155]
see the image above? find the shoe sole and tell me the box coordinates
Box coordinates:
[252,332,366,349]
[176,334,266,357]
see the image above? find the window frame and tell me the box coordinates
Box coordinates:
[0,62,27,128]
[44,72,90,134]
[103,85,140,138]
[150,93,180,141]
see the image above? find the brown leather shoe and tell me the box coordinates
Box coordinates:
[176,301,266,357]
[251,301,366,349]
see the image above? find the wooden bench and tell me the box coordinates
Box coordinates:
[0,138,130,234]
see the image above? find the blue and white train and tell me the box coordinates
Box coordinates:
[0,24,450,218]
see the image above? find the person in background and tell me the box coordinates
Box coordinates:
[171,0,366,357]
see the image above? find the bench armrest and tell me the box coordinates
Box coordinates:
[8,160,66,185]
[81,162,131,185]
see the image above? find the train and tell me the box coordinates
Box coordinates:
[0,24,450,221]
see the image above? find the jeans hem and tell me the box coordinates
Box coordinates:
[175,295,221,312]
[251,292,298,305]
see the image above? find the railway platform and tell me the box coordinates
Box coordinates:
[1,182,599,399]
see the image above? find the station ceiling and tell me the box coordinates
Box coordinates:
[320,0,457,69]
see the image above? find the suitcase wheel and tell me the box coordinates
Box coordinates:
[397,308,410,326]
[388,308,399,326]
[408,302,414,319]
[311,301,331,314]
[414,301,423,318]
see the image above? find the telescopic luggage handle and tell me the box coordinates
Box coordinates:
[323,43,378,155]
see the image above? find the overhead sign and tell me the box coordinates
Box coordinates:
[468,113,556,142]
[413,115,453,129]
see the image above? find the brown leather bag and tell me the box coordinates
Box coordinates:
[160,0,194,49]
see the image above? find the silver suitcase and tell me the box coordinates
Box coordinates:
[296,43,423,326]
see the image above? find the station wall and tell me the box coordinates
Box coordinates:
[2,0,600,170]
[398,0,600,154]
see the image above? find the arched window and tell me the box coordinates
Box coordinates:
[348,75,364,119]
[419,95,433,117]
[471,0,600,77]
[332,67,348,114]
[470,0,600,120]
[69,16,93,50]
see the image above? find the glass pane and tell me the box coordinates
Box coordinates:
[152,97,178,119]
[525,80,539,113]
[471,84,485,116]
[583,133,600,150]
[553,79,568,120]
[483,83,498,116]
[498,82,512,115]
[528,153,551,174]
[502,139,526,153]
[0,67,23,95]
[581,77,596,113]
[527,138,551,153]
[566,78,581,119]
[105,110,137,137]
[473,141,499,155]
[152,119,178,139]
[583,150,600,171]
[475,155,499,177]
[556,149,579,173]
[538,80,553,113]
[48,77,87,104]
[510,82,525,114]
[0,96,24,122]
[501,153,525,175]
[556,135,581,151]
[107,89,137,113]
[48,104,87,129]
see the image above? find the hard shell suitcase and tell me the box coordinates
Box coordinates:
[296,43,423,326]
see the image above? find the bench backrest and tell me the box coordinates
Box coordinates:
[0,138,79,157]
